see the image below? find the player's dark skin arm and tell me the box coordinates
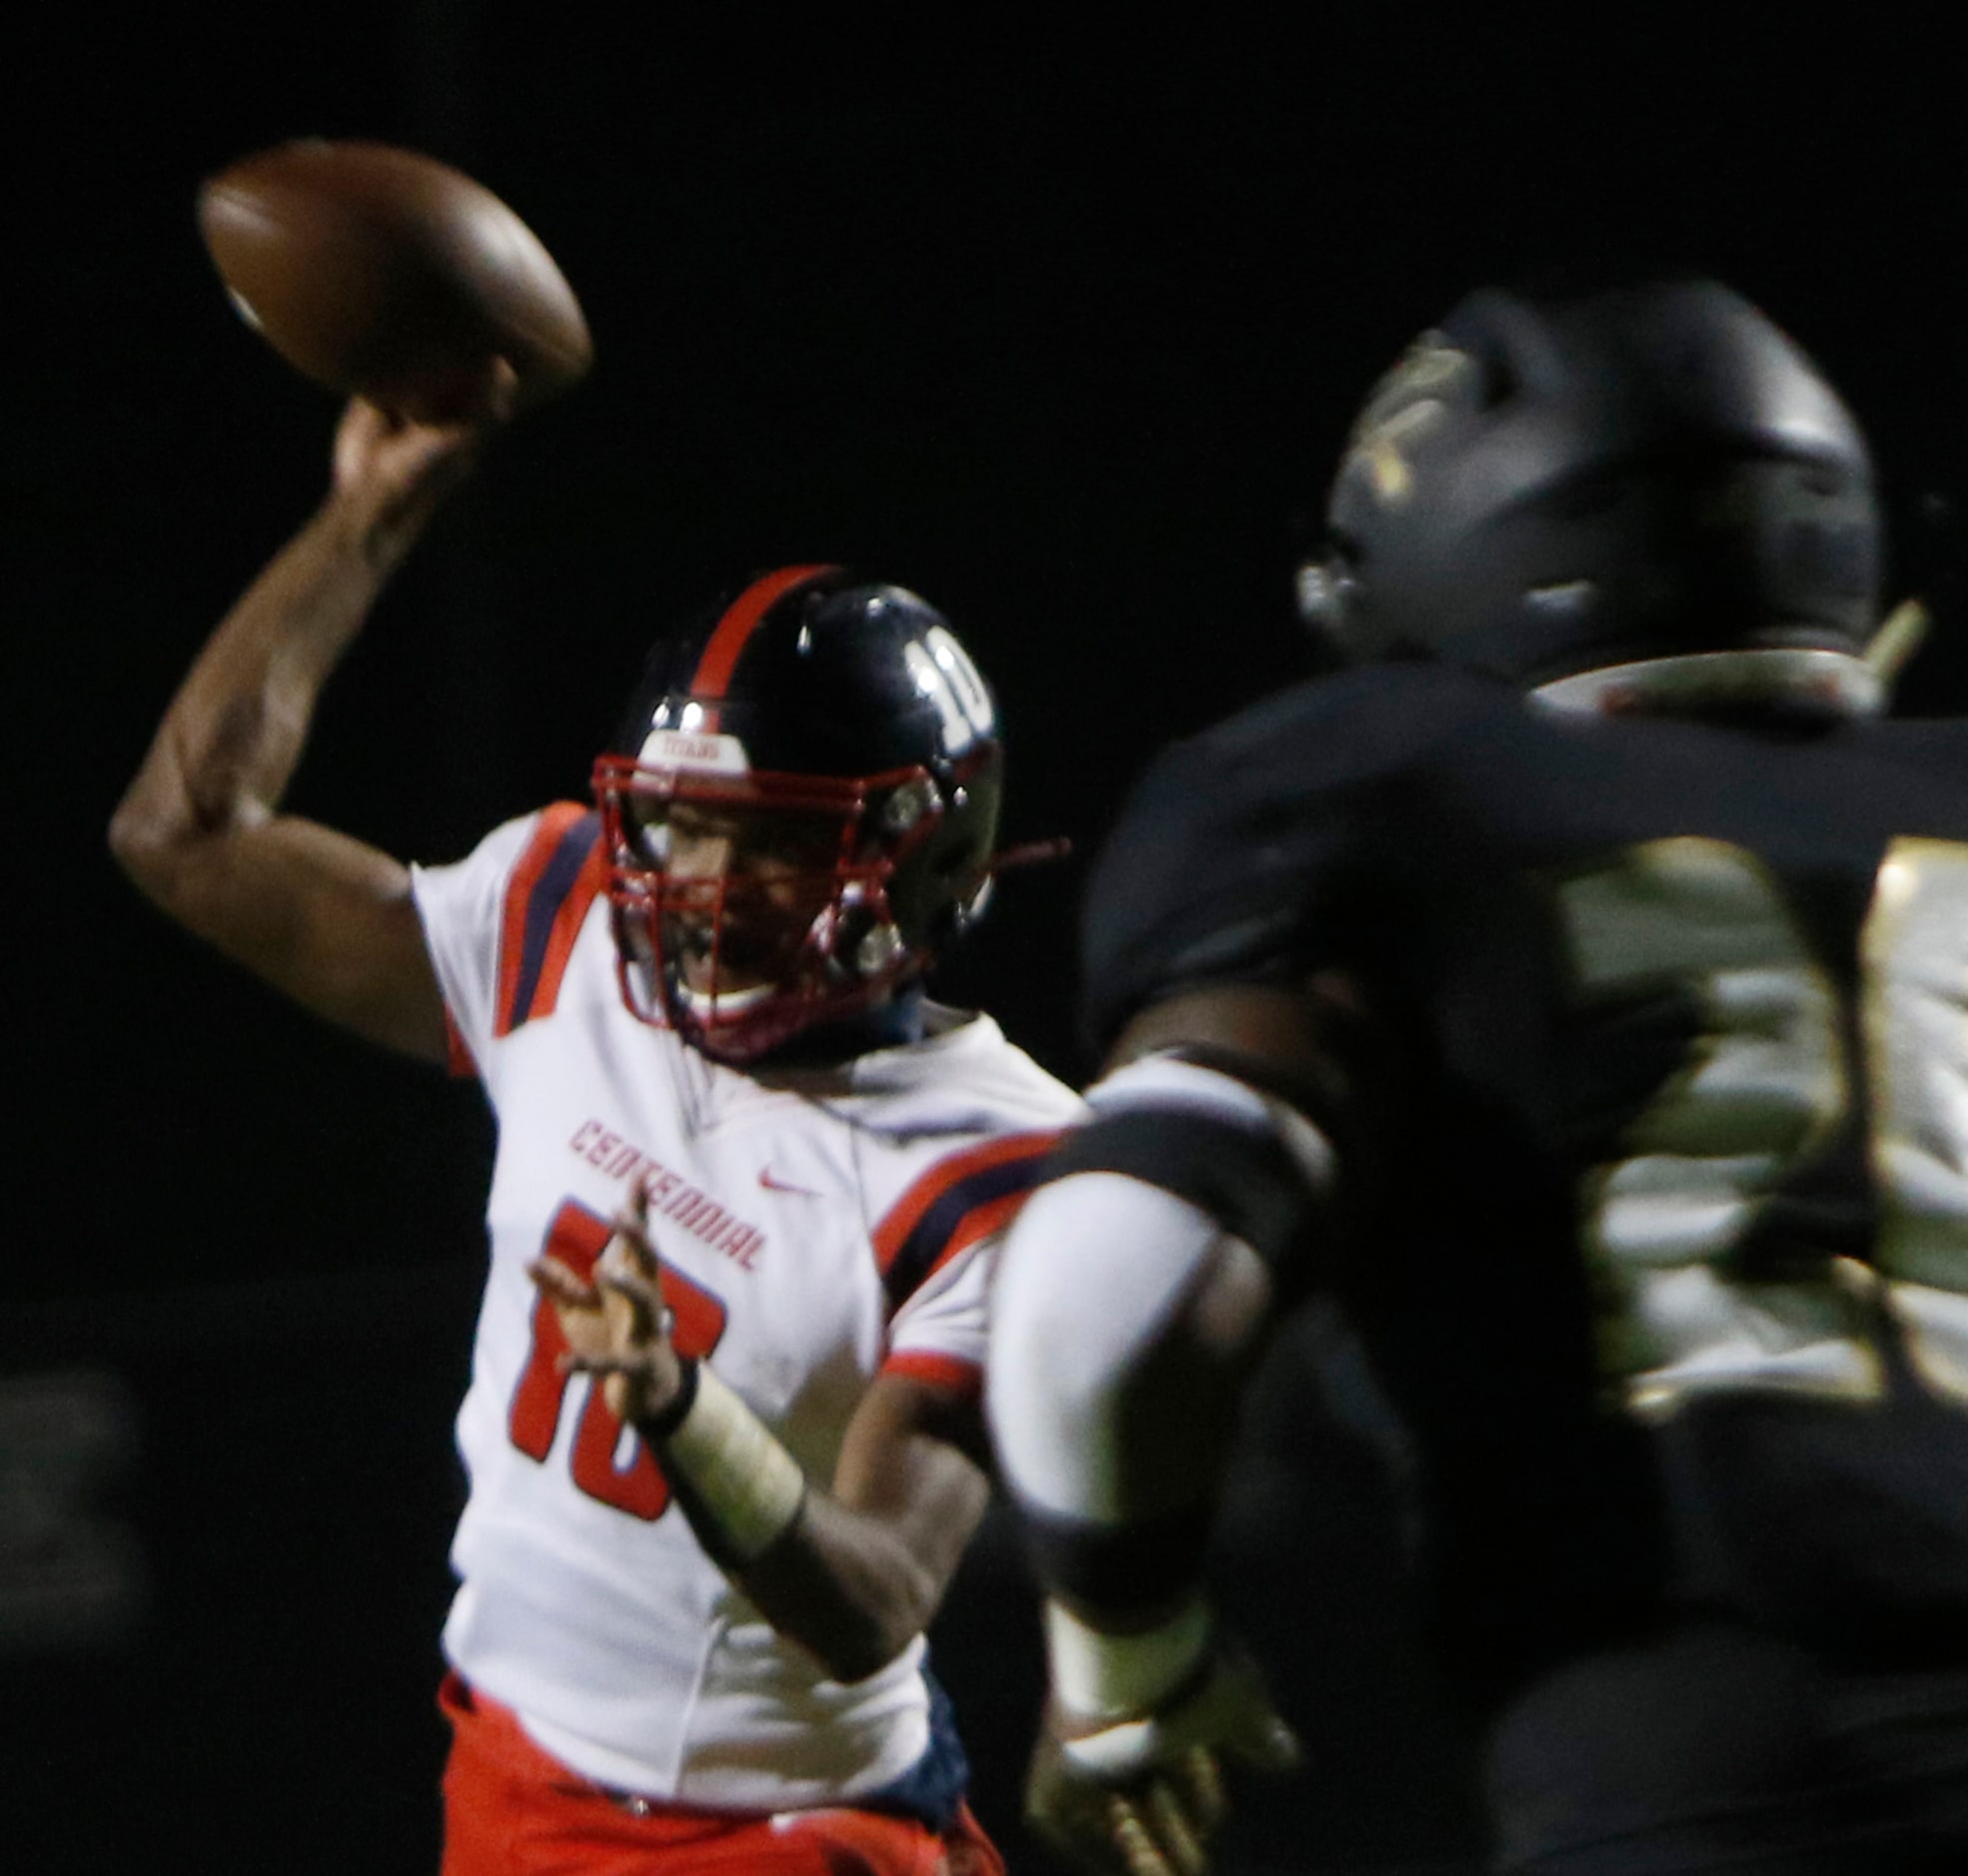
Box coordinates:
[741,1377,992,1683]
[106,390,508,1062]
[533,1201,993,1684]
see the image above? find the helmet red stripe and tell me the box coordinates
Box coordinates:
[689,564,837,701]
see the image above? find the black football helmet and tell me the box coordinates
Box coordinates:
[592,565,1003,1062]
[1297,275,1888,707]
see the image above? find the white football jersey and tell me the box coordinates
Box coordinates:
[411,803,1083,1812]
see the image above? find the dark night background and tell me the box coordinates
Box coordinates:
[6,11,1966,1873]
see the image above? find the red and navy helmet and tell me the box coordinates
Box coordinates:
[592,565,1003,1061]
[1297,275,1886,706]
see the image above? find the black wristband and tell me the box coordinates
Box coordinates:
[635,1356,701,1442]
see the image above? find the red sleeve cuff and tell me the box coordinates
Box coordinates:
[879,1351,982,1401]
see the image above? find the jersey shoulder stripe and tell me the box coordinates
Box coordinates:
[873,1130,1064,1313]
[495,803,607,1038]
[444,1007,480,1081]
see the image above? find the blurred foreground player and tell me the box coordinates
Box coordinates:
[110,394,1081,1874]
[989,276,1968,1874]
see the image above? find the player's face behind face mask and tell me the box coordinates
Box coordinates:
[633,794,850,1004]
[597,756,946,1062]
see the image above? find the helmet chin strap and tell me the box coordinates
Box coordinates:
[1528,612,1929,720]
[662,882,920,1060]
[1526,598,1928,720]
[761,985,927,1065]
[1864,597,1931,688]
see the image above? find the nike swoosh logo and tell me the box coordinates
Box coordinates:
[758,1168,824,1197]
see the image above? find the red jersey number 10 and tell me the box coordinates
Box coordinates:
[507,1198,730,1519]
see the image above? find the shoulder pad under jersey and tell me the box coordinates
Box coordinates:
[1080,663,1510,1052]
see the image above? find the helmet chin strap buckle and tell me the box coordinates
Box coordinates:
[854,921,907,976]
[882,777,939,832]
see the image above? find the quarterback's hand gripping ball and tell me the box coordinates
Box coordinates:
[528,1184,688,1427]
[1026,1638,1301,1876]
[326,386,516,561]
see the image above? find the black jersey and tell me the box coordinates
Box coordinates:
[1085,662,1968,1696]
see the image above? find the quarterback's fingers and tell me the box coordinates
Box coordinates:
[558,1349,668,1388]
[594,1265,673,1331]
[616,1180,658,1252]
[609,1218,663,1286]
[465,354,520,427]
[526,1257,596,1308]
[564,1351,685,1427]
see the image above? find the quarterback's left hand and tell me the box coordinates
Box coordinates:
[527,1182,685,1424]
[1025,1634,1301,1876]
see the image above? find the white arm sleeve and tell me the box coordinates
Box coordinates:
[986,1052,1336,1524]
[988,1169,1227,1523]
[408,810,544,1069]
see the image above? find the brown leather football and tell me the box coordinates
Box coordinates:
[198,139,592,419]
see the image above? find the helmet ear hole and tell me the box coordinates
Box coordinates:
[1474,346,1518,412]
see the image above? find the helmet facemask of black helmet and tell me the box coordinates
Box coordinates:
[592,566,1004,1063]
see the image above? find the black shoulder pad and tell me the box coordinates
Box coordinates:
[1044,1106,1327,1289]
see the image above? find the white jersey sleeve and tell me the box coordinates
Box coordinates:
[853,1042,1087,1396]
[411,802,603,1083]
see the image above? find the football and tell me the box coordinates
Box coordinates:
[197,139,592,420]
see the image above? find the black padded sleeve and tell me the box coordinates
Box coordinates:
[1043,1106,1327,1286]
[1017,1499,1214,1617]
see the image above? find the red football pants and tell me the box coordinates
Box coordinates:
[439,1672,1006,1876]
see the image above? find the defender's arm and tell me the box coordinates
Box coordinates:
[986,976,1389,1874]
